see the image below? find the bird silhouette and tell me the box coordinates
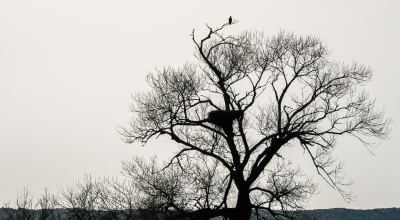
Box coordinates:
[229,16,232,25]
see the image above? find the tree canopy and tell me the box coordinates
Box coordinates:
[120,21,391,220]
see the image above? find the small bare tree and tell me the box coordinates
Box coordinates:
[36,187,60,220]
[120,20,391,220]
[1,187,36,220]
[1,187,63,220]
[97,176,138,220]
[57,174,101,220]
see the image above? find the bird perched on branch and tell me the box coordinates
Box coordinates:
[229,16,232,25]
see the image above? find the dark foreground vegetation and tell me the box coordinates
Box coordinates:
[1,207,400,220]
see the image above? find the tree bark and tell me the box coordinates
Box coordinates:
[231,188,252,220]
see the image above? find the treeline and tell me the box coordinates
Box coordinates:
[0,169,194,220]
[1,173,182,220]
[0,208,138,220]
[310,208,400,220]
[2,206,400,220]
[3,157,398,220]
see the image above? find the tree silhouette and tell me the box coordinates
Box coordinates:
[120,21,391,220]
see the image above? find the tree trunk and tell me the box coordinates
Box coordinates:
[230,189,252,220]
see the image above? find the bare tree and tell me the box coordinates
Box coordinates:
[97,176,138,220]
[1,186,64,220]
[1,186,36,220]
[119,21,391,220]
[57,174,102,220]
[36,187,61,220]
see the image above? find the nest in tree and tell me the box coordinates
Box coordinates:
[208,110,243,135]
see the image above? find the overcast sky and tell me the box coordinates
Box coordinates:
[1,1,399,210]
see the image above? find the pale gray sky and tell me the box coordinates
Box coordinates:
[1,1,399,210]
